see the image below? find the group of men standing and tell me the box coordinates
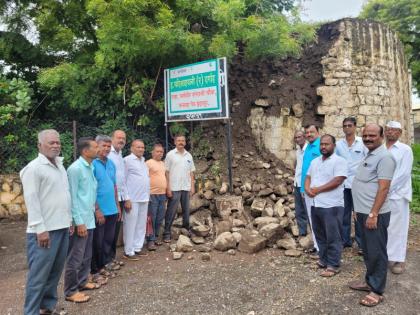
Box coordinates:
[21,129,195,315]
[293,118,413,307]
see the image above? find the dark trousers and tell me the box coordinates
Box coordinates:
[111,201,125,259]
[24,228,69,315]
[164,190,190,239]
[357,212,391,295]
[343,189,361,247]
[64,229,93,297]
[294,186,308,236]
[147,194,167,242]
[311,206,344,268]
[91,214,117,273]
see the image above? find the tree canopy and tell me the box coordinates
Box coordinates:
[0,0,315,130]
[360,0,420,94]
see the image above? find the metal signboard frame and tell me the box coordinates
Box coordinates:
[164,57,229,122]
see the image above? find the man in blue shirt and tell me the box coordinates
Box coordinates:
[92,135,121,278]
[300,124,321,252]
[64,138,98,303]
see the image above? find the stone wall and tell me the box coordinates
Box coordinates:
[243,19,412,168]
[318,19,412,139]
[0,174,26,219]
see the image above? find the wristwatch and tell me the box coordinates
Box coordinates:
[368,213,377,218]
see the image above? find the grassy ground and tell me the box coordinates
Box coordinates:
[412,144,420,214]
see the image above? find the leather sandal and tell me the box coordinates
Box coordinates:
[348,280,371,292]
[79,282,100,291]
[359,292,384,307]
[65,292,90,303]
[320,268,340,277]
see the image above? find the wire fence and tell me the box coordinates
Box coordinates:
[0,120,163,174]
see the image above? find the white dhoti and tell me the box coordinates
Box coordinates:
[387,198,410,262]
[123,201,148,256]
[303,193,319,251]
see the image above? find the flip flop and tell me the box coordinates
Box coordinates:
[320,268,340,277]
[65,292,90,303]
[359,292,384,307]
[348,280,372,292]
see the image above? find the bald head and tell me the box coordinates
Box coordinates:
[362,123,384,151]
[131,139,145,158]
[111,130,126,152]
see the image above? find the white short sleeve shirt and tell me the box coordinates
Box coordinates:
[165,148,195,191]
[307,153,348,208]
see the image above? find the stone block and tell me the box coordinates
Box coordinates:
[215,195,243,219]
[259,223,284,242]
[0,192,17,204]
[277,238,297,250]
[214,232,237,251]
[215,220,232,236]
[238,230,267,254]
[176,235,194,252]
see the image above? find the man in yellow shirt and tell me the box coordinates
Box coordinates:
[146,144,168,249]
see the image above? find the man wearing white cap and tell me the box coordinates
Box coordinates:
[384,121,413,274]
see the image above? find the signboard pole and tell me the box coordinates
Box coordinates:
[165,122,169,154]
[226,119,233,193]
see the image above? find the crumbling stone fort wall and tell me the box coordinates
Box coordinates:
[229,18,412,168]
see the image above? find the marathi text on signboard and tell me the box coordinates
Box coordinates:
[164,58,229,122]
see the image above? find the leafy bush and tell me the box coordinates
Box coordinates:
[412,144,420,213]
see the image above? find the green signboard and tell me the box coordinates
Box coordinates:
[164,58,229,122]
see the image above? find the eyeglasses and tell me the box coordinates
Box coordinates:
[343,124,354,128]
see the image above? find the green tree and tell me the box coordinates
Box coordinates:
[360,0,420,93]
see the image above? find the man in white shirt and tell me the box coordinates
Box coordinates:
[384,121,413,274]
[20,129,72,315]
[108,130,130,265]
[335,117,367,250]
[293,130,308,236]
[123,140,150,260]
[305,134,347,277]
[163,135,195,242]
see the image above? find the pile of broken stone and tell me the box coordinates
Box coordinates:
[168,176,314,261]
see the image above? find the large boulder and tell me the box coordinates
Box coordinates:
[214,232,237,251]
[299,235,314,250]
[215,220,232,236]
[274,200,286,217]
[190,194,209,213]
[191,224,211,237]
[176,235,194,252]
[259,223,284,242]
[277,238,297,250]
[215,195,244,219]
[254,217,279,229]
[238,230,267,254]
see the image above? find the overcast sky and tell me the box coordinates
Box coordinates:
[299,0,366,22]
[299,0,419,106]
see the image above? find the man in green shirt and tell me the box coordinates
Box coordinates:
[64,138,98,303]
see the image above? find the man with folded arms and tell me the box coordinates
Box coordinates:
[384,121,413,274]
[349,124,396,307]
[92,135,121,277]
[146,143,168,249]
[123,139,150,259]
[21,129,72,315]
[305,134,347,277]
[64,138,98,303]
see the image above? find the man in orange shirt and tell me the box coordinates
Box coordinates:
[145,144,168,250]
